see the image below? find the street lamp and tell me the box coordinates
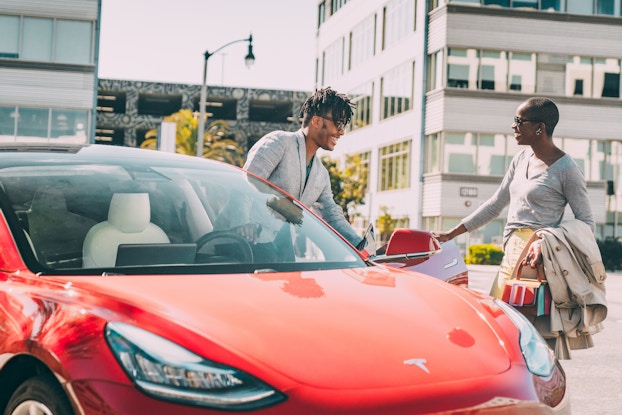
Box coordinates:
[196,34,255,157]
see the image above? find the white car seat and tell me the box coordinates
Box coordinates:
[82,192,169,268]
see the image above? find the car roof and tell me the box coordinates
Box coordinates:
[0,143,237,173]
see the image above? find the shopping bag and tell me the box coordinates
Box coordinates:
[536,282,552,316]
[501,262,548,320]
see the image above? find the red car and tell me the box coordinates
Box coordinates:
[0,144,568,415]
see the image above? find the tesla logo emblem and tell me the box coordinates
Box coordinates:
[403,358,430,374]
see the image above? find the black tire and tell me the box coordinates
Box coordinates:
[4,374,74,415]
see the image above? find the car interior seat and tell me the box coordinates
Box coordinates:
[28,187,98,268]
[82,192,170,268]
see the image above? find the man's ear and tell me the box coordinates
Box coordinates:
[310,115,321,128]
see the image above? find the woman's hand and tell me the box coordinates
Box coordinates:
[432,232,452,243]
[523,239,543,268]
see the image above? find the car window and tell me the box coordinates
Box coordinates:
[0,161,365,273]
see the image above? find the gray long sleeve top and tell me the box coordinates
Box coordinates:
[462,148,594,245]
[244,129,362,247]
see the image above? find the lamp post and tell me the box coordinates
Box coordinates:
[196,34,255,157]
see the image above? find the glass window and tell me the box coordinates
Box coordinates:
[484,0,510,5]
[249,100,292,123]
[536,53,566,96]
[478,51,508,91]
[350,82,373,130]
[383,0,416,50]
[540,0,562,11]
[567,56,593,97]
[476,134,507,176]
[593,58,620,98]
[445,133,476,174]
[508,52,536,93]
[0,15,20,58]
[95,127,125,146]
[590,140,608,182]
[447,48,476,89]
[479,65,495,90]
[559,138,607,181]
[50,109,88,140]
[17,108,50,139]
[55,20,93,64]
[318,1,326,27]
[322,37,344,86]
[22,17,53,61]
[506,133,520,165]
[353,151,371,194]
[380,61,414,119]
[137,93,183,116]
[379,140,411,191]
[97,91,127,114]
[596,0,615,15]
[567,0,594,14]
[349,14,376,70]
[427,50,443,91]
[331,0,349,14]
[559,137,590,175]
[424,133,440,174]
[512,0,538,8]
[0,106,17,139]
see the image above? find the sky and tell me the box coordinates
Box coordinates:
[98,0,317,91]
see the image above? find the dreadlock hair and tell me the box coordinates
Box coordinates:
[299,87,355,127]
[523,97,559,135]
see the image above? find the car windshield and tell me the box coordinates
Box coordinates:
[0,154,365,274]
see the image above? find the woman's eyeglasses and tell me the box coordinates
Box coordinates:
[513,116,541,126]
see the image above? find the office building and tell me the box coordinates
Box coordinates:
[0,0,100,143]
[316,0,622,248]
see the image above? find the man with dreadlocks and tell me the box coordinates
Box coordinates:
[243,87,363,248]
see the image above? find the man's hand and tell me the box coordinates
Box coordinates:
[232,223,262,244]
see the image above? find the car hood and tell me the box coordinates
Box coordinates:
[63,267,510,389]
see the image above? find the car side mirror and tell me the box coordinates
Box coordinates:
[370,229,441,267]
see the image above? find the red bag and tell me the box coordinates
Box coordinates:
[502,262,551,319]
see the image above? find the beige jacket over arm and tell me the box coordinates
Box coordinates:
[536,219,607,357]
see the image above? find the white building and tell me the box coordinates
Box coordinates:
[0,0,100,144]
[315,0,622,249]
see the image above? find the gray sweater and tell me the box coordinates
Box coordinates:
[244,129,362,247]
[462,148,594,245]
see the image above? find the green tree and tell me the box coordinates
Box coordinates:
[322,154,367,222]
[140,109,245,167]
[376,205,396,243]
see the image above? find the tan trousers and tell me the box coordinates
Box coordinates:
[489,228,535,298]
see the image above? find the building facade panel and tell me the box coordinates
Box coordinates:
[444,7,622,57]
[0,68,95,108]
[0,0,99,19]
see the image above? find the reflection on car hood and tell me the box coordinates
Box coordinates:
[63,266,510,389]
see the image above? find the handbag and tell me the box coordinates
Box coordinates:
[501,262,551,319]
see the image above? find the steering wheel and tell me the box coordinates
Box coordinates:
[195,231,254,263]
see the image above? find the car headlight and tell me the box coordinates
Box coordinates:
[105,322,286,410]
[494,299,555,377]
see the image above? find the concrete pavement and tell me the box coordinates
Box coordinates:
[467,265,622,414]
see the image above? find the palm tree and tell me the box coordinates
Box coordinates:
[140,109,245,167]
